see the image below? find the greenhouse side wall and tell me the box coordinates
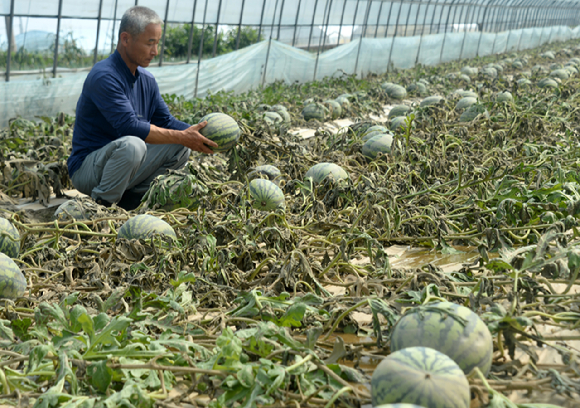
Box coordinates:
[0,24,579,129]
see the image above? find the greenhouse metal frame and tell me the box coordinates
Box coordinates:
[1,0,579,84]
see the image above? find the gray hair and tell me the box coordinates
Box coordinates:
[118,6,162,40]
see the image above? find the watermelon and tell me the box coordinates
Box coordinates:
[0,252,26,299]
[304,163,348,189]
[460,66,477,76]
[276,109,291,123]
[458,74,471,83]
[350,121,375,135]
[198,112,241,153]
[362,134,393,159]
[0,218,20,258]
[481,67,498,78]
[549,63,562,71]
[361,125,389,140]
[420,96,444,107]
[388,105,411,120]
[454,97,477,111]
[302,103,328,121]
[248,165,281,182]
[454,90,477,99]
[263,111,283,126]
[335,96,351,110]
[372,347,469,408]
[54,200,89,221]
[375,404,426,408]
[517,78,532,86]
[541,51,555,59]
[249,179,285,211]
[407,82,427,95]
[550,69,569,80]
[390,301,493,376]
[390,116,408,131]
[538,78,559,88]
[323,100,342,119]
[381,83,407,99]
[118,214,177,241]
[338,93,356,102]
[459,104,487,122]
[512,60,523,69]
[270,104,287,113]
[496,91,513,103]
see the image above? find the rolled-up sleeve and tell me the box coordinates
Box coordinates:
[88,72,151,140]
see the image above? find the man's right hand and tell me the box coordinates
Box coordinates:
[181,121,218,154]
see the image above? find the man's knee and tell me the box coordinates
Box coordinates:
[116,136,147,165]
[173,146,190,169]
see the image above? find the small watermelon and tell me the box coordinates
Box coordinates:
[361,125,390,142]
[263,111,283,126]
[388,105,411,120]
[460,66,477,76]
[538,77,559,89]
[371,347,470,408]
[54,200,89,221]
[458,74,471,82]
[454,90,477,99]
[304,163,349,189]
[249,179,285,211]
[363,134,393,159]
[276,110,291,123]
[0,252,26,299]
[0,218,20,258]
[198,113,241,153]
[247,165,281,182]
[323,100,342,119]
[381,82,407,99]
[118,214,177,241]
[390,301,493,376]
[455,97,477,111]
[420,96,445,107]
[390,116,408,131]
[496,91,513,103]
[550,69,569,80]
[459,104,488,122]
[407,82,427,95]
[335,96,351,111]
[270,104,287,113]
[302,103,328,121]
[517,78,532,86]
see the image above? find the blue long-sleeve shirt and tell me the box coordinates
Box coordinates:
[67,50,190,177]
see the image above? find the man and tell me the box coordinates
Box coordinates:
[67,6,217,210]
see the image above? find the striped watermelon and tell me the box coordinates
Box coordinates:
[302,103,328,121]
[247,165,281,182]
[420,96,445,107]
[270,104,287,113]
[0,218,20,258]
[371,347,470,408]
[455,97,477,111]
[323,100,342,120]
[388,105,411,120]
[304,163,348,190]
[362,126,390,142]
[54,200,89,221]
[263,112,283,126]
[335,96,351,111]
[118,214,177,241]
[249,179,285,211]
[0,253,26,299]
[459,104,488,122]
[381,82,407,99]
[362,134,393,159]
[538,78,558,89]
[375,404,426,408]
[390,301,493,376]
[390,116,408,131]
[198,112,241,153]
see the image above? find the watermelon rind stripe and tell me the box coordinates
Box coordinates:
[249,179,285,211]
[199,113,241,152]
[0,252,26,299]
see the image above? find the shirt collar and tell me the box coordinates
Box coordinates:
[112,50,140,84]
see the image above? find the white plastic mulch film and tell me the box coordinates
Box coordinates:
[0,0,579,127]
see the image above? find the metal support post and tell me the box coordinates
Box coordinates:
[439,0,459,63]
[292,0,301,47]
[257,0,267,43]
[384,1,395,38]
[262,0,279,87]
[415,0,434,64]
[459,3,474,60]
[159,0,170,66]
[386,0,405,71]
[187,0,198,62]
[235,0,246,50]
[337,0,347,45]
[435,2,447,34]
[353,0,373,77]
[110,0,119,54]
[194,0,209,98]
[53,0,63,78]
[314,0,332,80]
[212,0,223,57]
[307,0,320,51]
[403,0,414,37]
[412,1,423,37]
[350,0,361,42]
[375,1,385,38]
[93,0,104,65]
[277,0,286,40]
[5,0,15,82]
[476,0,495,57]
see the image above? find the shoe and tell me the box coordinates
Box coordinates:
[95,198,113,208]
[117,191,145,211]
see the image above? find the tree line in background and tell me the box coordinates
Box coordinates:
[0,25,261,72]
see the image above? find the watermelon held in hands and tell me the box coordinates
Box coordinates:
[0,252,26,299]
[249,179,286,211]
[0,218,20,258]
[390,301,493,376]
[118,214,177,241]
[198,112,241,153]
[371,347,470,408]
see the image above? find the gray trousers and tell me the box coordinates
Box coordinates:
[71,136,189,203]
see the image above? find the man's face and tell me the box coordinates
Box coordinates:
[125,23,162,68]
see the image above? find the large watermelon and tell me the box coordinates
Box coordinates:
[198,112,241,153]
[363,134,393,159]
[0,253,26,299]
[0,218,20,258]
[118,214,177,241]
[305,163,349,187]
[302,103,328,121]
[249,179,285,211]
[390,301,493,376]
[371,347,470,408]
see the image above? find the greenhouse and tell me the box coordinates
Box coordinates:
[0,0,579,407]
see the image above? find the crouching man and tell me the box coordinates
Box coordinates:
[67,6,217,210]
